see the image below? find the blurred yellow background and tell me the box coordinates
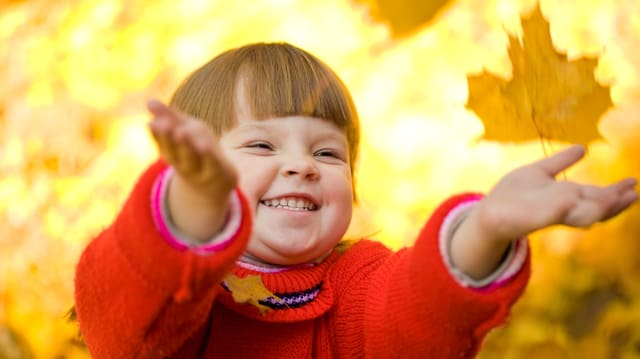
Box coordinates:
[1,0,639,357]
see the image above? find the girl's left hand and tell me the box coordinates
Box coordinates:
[476,145,638,243]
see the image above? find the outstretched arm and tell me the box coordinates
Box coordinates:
[451,145,638,279]
[75,101,250,357]
[147,100,237,241]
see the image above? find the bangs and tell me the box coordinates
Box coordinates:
[239,45,354,130]
[170,43,358,136]
[168,43,360,191]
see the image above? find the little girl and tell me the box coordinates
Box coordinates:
[74,42,637,358]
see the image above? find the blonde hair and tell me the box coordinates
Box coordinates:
[169,42,360,188]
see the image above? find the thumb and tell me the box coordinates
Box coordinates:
[535,145,586,177]
[147,99,188,122]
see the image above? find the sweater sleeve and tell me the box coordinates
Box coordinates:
[438,197,528,290]
[73,160,252,358]
[362,193,530,358]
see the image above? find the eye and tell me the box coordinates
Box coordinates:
[314,149,345,162]
[246,142,273,150]
[315,149,337,158]
[243,141,274,155]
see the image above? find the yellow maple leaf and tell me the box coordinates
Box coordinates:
[224,274,281,314]
[355,0,452,38]
[466,5,613,145]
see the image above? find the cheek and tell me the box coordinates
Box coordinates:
[333,169,353,195]
[237,171,266,203]
[326,170,354,214]
[234,159,278,204]
[329,191,353,242]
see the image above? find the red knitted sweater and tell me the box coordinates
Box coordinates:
[74,161,530,358]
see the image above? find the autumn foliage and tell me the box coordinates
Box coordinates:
[1,0,639,358]
[467,5,612,145]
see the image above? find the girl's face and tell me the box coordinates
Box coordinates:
[219,114,353,265]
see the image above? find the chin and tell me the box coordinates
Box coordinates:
[249,243,332,266]
[265,250,321,266]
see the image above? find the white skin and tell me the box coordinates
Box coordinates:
[218,114,353,265]
[148,99,353,266]
[148,99,638,276]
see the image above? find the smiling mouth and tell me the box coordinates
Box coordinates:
[260,197,319,211]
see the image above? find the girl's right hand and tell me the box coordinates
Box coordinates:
[147,99,238,242]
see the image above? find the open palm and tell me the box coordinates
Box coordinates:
[476,145,638,241]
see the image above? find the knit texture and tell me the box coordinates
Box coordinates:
[74,161,530,358]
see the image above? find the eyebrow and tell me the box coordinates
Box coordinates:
[313,131,348,146]
[234,123,270,132]
[235,122,347,144]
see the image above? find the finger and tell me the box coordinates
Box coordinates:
[579,178,637,200]
[147,99,189,126]
[171,119,210,151]
[185,131,225,182]
[188,128,215,154]
[602,190,639,221]
[172,121,218,176]
[199,144,237,190]
[149,120,180,163]
[535,145,586,177]
[569,181,639,225]
[172,125,207,175]
[580,178,637,206]
[148,100,184,163]
[147,99,174,118]
[608,177,638,193]
[600,181,639,220]
[175,142,202,174]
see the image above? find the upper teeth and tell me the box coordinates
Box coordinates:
[262,197,317,211]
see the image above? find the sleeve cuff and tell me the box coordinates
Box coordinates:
[150,167,243,255]
[439,196,528,291]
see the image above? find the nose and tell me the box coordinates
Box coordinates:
[281,155,320,180]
